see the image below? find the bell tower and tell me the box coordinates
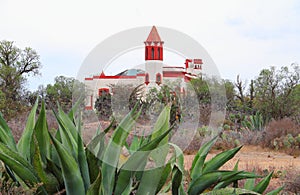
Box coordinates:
[144,26,164,86]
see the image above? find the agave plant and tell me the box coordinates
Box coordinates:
[0,99,282,194]
[242,112,265,131]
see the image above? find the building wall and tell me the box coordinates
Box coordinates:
[85,76,144,109]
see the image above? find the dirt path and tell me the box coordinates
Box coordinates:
[184,145,300,172]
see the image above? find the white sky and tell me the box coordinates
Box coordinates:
[1,0,299,90]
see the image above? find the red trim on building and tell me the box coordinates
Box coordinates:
[85,95,93,110]
[85,106,93,110]
[163,71,186,78]
[184,75,193,82]
[163,66,185,69]
[98,88,109,96]
[185,59,192,69]
[85,75,139,80]
[145,73,149,85]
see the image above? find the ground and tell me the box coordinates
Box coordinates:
[184,145,300,193]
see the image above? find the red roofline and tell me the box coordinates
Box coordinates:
[145,26,163,43]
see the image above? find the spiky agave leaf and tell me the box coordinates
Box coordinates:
[49,133,85,194]
[17,97,39,163]
[188,171,241,195]
[202,145,243,174]
[114,128,172,194]
[0,142,41,189]
[101,105,140,195]
[190,136,218,181]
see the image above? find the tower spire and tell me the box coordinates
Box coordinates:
[144,26,164,61]
[145,26,162,43]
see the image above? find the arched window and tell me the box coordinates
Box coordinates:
[145,73,149,85]
[145,48,148,60]
[151,47,154,59]
[156,73,162,85]
[158,47,160,59]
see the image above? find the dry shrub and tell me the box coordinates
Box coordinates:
[239,129,264,145]
[213,130,241,150]
[7,110,58,142]
[263,118,300,148]
[285,174,300,194]
[199,104,211,126]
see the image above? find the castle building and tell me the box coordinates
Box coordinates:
[84,26,203,110]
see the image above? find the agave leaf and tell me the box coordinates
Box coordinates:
[168,143,184,172]
[46,158,64,187]
[137,105,171,194]
[86,171,101,195]
[252,171,273,193]
[155,162,172,194]
[86,121,115,183]
[232,160,240,187]
[101,105,140,195]
[244,178,256,190]
[114,128,172,194]
[85,149,100,184]
[190,136,218,180]
[67,96,83,121]
[76,115,90,191]
[150,105,170,144]
[213,171,261,189]
[202,145,243,174]
[17,97,39,162]
[32,137,59,194]
[265,186,284,195]
[57,105,78,140]
[136,168,164,195]
[34,100,51,163]
[121,177,133,195]
[201,187,260,195]
[161,182,172,193]
[136,106,172,195]
[52,109,78,158]
[0,113,17,151]
[171,165,184,195]
[49,133,85,195]
[127,135,139,154]
[86,118,114,155]
[0,142,40,188]
[233,159,239,171]
[188,171,241,195]
[167,143,185,195]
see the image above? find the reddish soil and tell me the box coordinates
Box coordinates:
[184,145,300,171]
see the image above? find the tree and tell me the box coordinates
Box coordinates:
[45,76,75,111]
[234,76,255,114]
[224,79,236,111]
[94,91,112,120]
[0,40,41,119]
[235,75,245,104]
[253,64,300,121]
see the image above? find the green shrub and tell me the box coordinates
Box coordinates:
[0,99,281,194]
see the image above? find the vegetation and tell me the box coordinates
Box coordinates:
[0,40,41,120]
[253,64,300,121]
[0,40,299,194]
[95,84,181,125]
[0,100,280,194]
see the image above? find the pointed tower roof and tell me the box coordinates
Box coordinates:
[145,26,162,43]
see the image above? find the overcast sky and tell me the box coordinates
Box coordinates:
[1,0,299,90]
